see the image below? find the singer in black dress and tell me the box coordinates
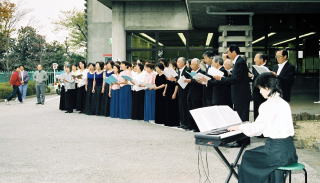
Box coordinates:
[85,63,96,115]
[154,63,167,124]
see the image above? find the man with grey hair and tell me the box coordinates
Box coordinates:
[33,64,48,105]
[184,58,206,131]
[206,56,232,107]
[223,58,233,76]
[176,57,192,130]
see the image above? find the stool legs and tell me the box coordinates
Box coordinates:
[289,171,291,183]
[283,169,307,183]
[303,168,307,183]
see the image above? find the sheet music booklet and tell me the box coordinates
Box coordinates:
[105,75,118,85]
[164,68,178,78]
[252,65,270,74]
[190,105,242,132]
[207,67,224,77]
[177,76,188,89]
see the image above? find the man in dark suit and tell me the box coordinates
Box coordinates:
[206,56,232,108]
[202,50,215,106]
[272,49,295,102]
[251,53,268,120]
[185,58,206,131]
[176,57,192,130]
[214,45,251,122]
[214,45,251,147]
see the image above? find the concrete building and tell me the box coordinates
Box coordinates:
[86,0,320,75]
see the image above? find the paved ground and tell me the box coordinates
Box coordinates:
[0,96,319,183]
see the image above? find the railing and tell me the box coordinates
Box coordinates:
[0,71,62,85]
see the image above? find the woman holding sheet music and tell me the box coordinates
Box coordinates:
[228,73,297,183]
[76,61,87,113]
[164,61,179,126]
[100,61,114,117]
[109,64,121,118]
[85,63,96,115]
[131,63,145,120]
[63,65,76,113]
[143,64,156,122]
[154,63,167,124]
[118,61,132,119]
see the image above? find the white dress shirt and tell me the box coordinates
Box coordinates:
[62,72,76,91]
[276,60,288,75]
[232,55,240,65]
[132,72,146,91]
[239,93,294,138]
[179,66,185,77]
[77,69,88,88]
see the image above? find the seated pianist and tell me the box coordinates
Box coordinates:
[227,72,298,183]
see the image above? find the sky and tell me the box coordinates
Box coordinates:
[11,0,85,43]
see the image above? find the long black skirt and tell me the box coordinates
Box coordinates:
[76,85,86,112]
[164,82,179,126]
[65,89,76,112]
[94,85,103,115]
[164,95,179,126]
[99,84,111,116]
[59,85,66,110]
[131,90,145,120]
[85,85,95,115]
[155,89,167,124]
[239,137,298,183]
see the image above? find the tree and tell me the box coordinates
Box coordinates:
[0,0,28,71]
[42,41,68,71]
[54,9,87,54]
[10,26,46,70]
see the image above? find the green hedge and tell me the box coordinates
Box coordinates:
[0,81,50,99]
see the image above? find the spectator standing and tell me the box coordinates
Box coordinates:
[18,65,30,101]
[33,65,48,105]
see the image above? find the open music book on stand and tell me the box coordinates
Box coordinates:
[191,106,249,183]
[190,105,243,132]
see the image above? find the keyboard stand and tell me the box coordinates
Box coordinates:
[213,144,246,183]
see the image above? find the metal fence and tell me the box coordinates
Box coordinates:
[0,71,61,85]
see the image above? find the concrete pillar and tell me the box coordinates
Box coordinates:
[112,2,126,61]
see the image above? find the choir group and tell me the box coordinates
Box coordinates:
[58,59,181,127]
[57,45,295,133]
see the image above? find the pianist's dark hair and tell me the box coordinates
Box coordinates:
[254,72,282,97]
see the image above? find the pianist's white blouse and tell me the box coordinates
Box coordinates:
[239,93,294,139]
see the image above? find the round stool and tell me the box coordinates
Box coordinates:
[277,163,307,183]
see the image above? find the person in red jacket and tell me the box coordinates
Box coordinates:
[5,65,22,104]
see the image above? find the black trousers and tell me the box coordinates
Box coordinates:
[234,101,250,145]
[65,89,76,112]
[187,97,202,131]
[7,85,22,102]
[234,101,250,122]
[178,89,189,128]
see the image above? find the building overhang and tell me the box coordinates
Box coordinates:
[98,0,183,8]
[187,0,320,29]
